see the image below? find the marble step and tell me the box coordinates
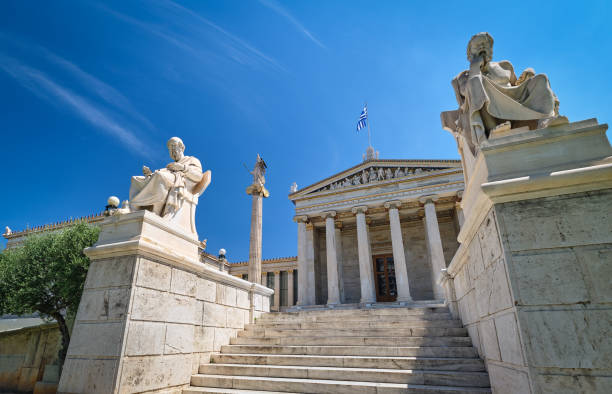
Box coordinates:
[184,388,298,394]
[258,313,454,323]
[245,320,463,330]
[261,307,449,319]
[211,354,486,371]
[238,327,468,338]
[199,364,491,387]
[230,335,474,347]
[189,374,492,393]
[220,345,477,358]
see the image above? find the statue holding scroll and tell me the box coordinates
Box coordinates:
[442,32,566,157]
[121,137,211,236]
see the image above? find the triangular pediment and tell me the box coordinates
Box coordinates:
[289,159,461,200]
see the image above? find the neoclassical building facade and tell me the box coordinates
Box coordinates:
[287,150,465,307]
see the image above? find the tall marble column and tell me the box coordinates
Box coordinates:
[420,195,446,299]
[384,200,412,302]
[246,181,269,285]
[322,211,340,305]
[273,271,280,309]
[351,206,376,304]
[334,222,345,303]
[287,269,294,306]
[304,222,316,305]
[294,215,312,306]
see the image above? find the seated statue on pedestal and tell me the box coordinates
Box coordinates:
[122,137,211,236]
[442,32,567,156]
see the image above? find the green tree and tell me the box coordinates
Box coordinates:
[0,222,100,368]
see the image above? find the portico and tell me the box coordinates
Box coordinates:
[289,154,464,306]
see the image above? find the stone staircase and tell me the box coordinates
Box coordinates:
[185,305,491,393]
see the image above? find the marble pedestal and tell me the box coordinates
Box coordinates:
[443,119,612,393]
[58,211,272,394]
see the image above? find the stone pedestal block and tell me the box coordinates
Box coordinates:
[58,211,272,394]
[443,119,612,394]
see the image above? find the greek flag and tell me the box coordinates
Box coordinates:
[356,104,367,132]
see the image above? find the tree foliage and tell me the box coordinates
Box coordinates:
[0,221,100,366]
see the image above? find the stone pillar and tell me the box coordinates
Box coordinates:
[334,222,345,303]
[287,269,294,306]
[273,271,280,310]
[420,195,446,300]
[246,184,269,285]
[294,215,313,306]
[351,206,376,304]
[304,222,316,305]
[384,200,412,302]
[322,211,340,305]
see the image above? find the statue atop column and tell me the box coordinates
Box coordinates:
[441,32,567,157]
[116,137,211,237]
[246,154,269,284]
[246,154,269,197]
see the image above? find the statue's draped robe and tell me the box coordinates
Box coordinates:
[453,60,556,153]
[129,156,202,217]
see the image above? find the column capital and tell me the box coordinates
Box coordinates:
[321,211,337,219]
[383,200,402,210]
[351,205,368,214]
[456,190,464,200]
[365,217,373,226]
[287,269,294,273]
[293,215,309,223]
[418,194,439,205]
[305,223,314,231]
[335,221,343,230]
[274,271,280,274]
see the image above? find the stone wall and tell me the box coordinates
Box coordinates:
[0,323,60,393]
[59,253,272,394]
[449,189,612,393]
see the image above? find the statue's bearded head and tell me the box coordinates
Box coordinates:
[167,137,185,161]
[467,32,493,63]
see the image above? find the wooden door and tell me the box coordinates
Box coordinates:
[372,254,397,302]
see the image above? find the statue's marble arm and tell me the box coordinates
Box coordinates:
[184,158,203,182]
[497,60,517,85]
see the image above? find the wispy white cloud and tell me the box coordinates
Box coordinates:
[0,53,150,155]
[258,0,326,49]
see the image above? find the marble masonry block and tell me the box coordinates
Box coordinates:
[118,354,192,393]
[453,265,469,300]
[213,328,235,352]
[131,287,199,324]
[203,302,226,327]
[125,321,165,356]
[135,258,171,291]
[253,293,263,311]
[521,308,612,369]
[499,190,612,252]
[495,312,525,366]
[67,322,124,357]
[475,257,512,317]
[487,364,531,394]
[467,235,485,281]
[512,249,588,305]
[466,324,482,357]
[534,373,612,394]
[226,307,245,329]
[170,268,197,297]
[196,277,216,302]
[107,288,131,320]
[84,256,136,289]
[75,289,107,321]
[477,210,503,268]
[216,284,236,306]
[194,326,215,353]
[59,358,118,394]
[479,318,501,361]
[164,323,194,354]
[576,246,612,303]
[236,289,250,309]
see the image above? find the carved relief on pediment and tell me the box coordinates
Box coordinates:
[310,165,450,194]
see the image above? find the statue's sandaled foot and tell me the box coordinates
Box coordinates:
[538,115,569,129]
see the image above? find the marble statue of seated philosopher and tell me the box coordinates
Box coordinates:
[127,136,211,236]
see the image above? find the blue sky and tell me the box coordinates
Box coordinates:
[1,0,611,260]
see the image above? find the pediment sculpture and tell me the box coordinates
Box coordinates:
[115,137,211,237]
[441,32,568,157]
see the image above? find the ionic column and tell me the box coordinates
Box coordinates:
[420,195,446,299]
[294,215,314,306]
[305,222,316,305]
[351,206,376,303]
[322,211,340,305]
[274,271,280,310]
[334,222,345,303]
[384,200,412,302]
[287,269,295,306]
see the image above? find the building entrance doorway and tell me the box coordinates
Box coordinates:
[372,254,397,302]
